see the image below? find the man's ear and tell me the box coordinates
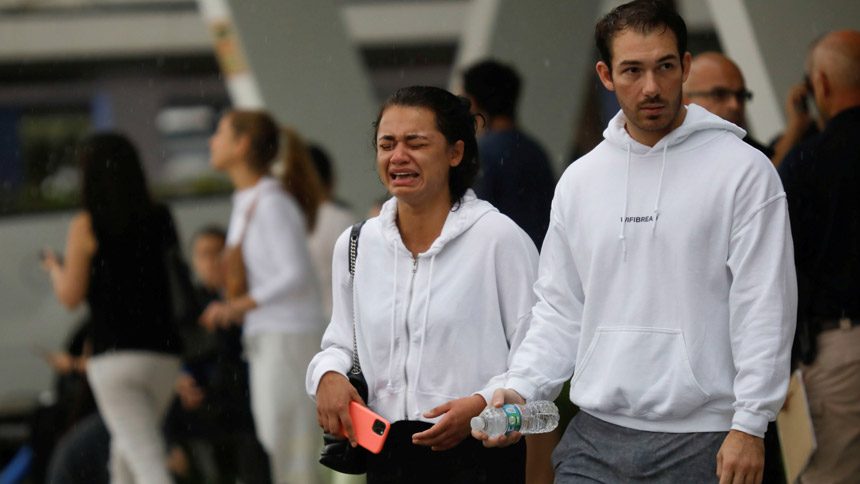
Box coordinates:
[819,71,832,99]
[681,52,692,83]
[596,61,615,91]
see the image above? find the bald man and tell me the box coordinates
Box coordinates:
[778,30,860,484]
[683,52,773,157]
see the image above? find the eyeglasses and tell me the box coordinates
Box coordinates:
[686,88,753,104]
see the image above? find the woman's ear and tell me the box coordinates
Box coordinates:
[234,133,252,160]
[449,140,464,167]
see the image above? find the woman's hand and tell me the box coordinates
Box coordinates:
[412,394,487,451]
[41,351,74,374]
[42,213,97,309]
[316,371,366,447]
[40,248,61,272]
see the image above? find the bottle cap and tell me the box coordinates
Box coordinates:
[470,416,484,431]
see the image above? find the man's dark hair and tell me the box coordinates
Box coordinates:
[462,60,521,119]
[373,86,480,207]
[595,0,687,73]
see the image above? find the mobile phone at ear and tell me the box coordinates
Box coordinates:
[342,401,390,454]
[796,94,809,113]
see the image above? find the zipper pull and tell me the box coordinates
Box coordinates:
[412,258,418,273]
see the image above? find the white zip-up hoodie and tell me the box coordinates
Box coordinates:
[306,190,538,424]
[505,105,797,438]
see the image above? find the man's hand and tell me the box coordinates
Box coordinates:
[784,81,812,131]
[716,429,764,484]
[471,388,526,448]
[198,301,241,331]
[772,81,815,167]
[412,395,487,451]
[176,373,205,411]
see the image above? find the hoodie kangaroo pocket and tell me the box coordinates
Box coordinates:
[570,327,710,420]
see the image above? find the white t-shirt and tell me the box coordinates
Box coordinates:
[308,200,357,318]
[227,177,324,336]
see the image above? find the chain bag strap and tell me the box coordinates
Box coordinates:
[320,220,368,474]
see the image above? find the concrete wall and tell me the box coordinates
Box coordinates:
[224,0,382,213]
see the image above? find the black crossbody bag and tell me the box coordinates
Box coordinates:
[319,221,369,474]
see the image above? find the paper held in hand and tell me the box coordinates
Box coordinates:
[776,369,816,484]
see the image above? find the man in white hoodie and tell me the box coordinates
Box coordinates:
[476,1,797,483]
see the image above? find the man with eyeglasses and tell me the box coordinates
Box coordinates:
[683,52,773,158]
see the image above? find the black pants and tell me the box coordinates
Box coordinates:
[366,420,526,484]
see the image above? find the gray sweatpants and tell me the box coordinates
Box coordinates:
[552,411,727,484]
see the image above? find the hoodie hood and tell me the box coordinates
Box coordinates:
[376,188,496,256]
[602,104,747,260]
[604,103,747,154]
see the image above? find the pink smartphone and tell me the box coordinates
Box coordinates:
[342,401,390,454]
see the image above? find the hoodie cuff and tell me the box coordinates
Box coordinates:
[731,408,769,438]
[505,375,539,403]
[473,387,495,406]
[308,362,348,402]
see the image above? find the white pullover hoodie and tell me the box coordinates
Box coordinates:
[505,105,797,438]
[307,190,538,424]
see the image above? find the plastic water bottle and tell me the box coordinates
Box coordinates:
[470,401,559,438]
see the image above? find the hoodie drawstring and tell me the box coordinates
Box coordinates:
[620,143,668,258]
[619,144,631,261]
[652,144,667,237]
[386,250,397,390]
[411,254,435,417]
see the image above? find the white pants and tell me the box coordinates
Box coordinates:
[245,331,324,484]
[87,351,181,484]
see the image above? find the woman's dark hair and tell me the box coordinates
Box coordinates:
[595,0,687,73]
[279,126,325,232]
[372,86,480,206]
[79,132,153,237]
[225,109,280,173]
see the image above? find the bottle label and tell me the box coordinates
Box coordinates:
[502,404,522,434]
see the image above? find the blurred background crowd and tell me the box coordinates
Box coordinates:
[1,0,858,483]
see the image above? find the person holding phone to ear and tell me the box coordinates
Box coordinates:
[307,86,539,483]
